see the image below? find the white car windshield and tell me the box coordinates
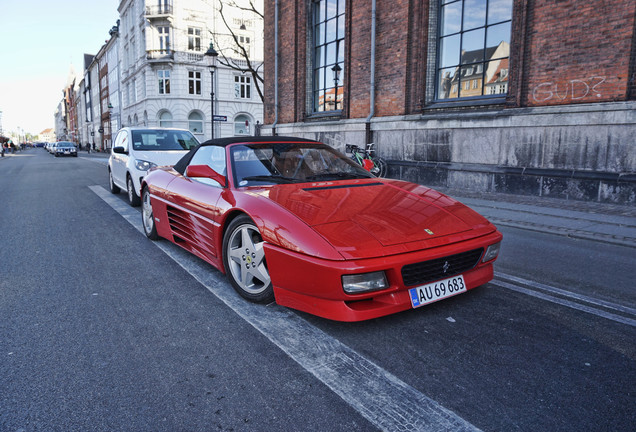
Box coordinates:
[131,130,199,151]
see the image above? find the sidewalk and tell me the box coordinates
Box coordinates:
[437,187,636,248]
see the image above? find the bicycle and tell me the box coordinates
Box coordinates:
[346,143,387,177]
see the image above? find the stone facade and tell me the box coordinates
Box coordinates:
[262,0,636,204]
[117,0,264,143]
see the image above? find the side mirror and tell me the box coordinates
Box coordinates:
[112,146,126,154]
[185,164,227,187]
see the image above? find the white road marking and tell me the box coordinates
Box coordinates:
[493,272,636,327]
[90,185,481,432]
[79,156,108,165]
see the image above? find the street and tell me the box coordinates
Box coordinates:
[1,148,634,431]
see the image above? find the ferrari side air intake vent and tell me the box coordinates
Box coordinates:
[401,248,484,287]
[166,205,215,260]
[167,205,194,242]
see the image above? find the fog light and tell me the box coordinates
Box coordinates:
[482,242,501,262]
[342,271,388,294]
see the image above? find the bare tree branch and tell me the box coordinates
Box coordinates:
[210,0,264,101]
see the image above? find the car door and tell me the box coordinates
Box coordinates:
[111,130,130,188]
[165,145,227,261]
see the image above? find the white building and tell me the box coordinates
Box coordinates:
[117,0,264,142]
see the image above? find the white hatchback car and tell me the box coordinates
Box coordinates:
[108,127,199,206]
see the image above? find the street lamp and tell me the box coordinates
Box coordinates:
[204,42,219,140]
[331,63,342,110]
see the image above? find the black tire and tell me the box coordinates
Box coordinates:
[127,175,141,207]
[109,169,121,194]
[141,186,159,240]
[222,214,274,303]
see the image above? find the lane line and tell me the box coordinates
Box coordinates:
[493,273,636,327]
[90,185,481,432]
[495,272,636,316]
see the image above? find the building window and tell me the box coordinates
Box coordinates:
[158,26,171,52]
[159,111,172,128]
[312,0,345,113]
[131,79,137,103]
[188,112,204,134]
[158,69,170,94]
[234,75,251,99]
[188,27,201,51]
[236,35,251,57]
[234,114,251,135]
[436,0,512,100]
[189,71,202,95]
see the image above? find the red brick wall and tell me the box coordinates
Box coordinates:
[347,2,371,118]
[523,0,635,106]
[264,0,636,125]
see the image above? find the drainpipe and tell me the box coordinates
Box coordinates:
[365,0,377,145]
[272,0,279,136]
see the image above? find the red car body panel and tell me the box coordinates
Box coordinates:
[142,139,502,321]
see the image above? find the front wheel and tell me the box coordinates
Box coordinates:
[127,175,141,207]
[141,186,159,240]
[222,215,274,303]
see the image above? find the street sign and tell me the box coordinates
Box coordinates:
[213,115,227,122]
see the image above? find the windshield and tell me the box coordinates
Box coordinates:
[230,142,374,186]
[131,130,199,151]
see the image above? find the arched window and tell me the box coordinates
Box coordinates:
[188,111,204,135]
[234,114,251,135]
[159,111,173,127]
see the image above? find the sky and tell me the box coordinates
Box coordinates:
[0,0,120,136]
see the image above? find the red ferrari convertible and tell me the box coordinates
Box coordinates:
[140,136,502,322]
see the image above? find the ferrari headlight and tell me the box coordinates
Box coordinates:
[482,242,501,262]
[342,271,389,294]
[135,159,157,171]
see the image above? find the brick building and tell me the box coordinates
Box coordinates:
[262,0,636,204]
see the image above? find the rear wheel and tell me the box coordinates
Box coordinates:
[127,175,141,207]
[371,157,388,177]
[141,186,159,240]
[222,215,274,303]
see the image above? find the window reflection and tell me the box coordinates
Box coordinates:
[313,0,345,112]
[437,0,512,101]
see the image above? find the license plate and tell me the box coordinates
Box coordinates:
[409,275,466,308]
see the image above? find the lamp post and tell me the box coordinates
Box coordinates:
[331,63,342,110]
[204,42,219,140]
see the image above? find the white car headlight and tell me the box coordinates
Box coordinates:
[482,242,501,262]
[342,271,389,294]
[135,159,157,171]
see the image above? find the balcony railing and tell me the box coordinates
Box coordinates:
[145,50,206,65]
[146,49,174,62]
[145,4,173,17]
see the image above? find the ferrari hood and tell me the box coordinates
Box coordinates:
[266,180,494,257]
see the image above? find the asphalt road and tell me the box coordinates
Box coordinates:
[1,149,634,431]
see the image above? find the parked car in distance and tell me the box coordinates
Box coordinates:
[140,136,503,322]
[108,127,200,206]
[53,141,78,157]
